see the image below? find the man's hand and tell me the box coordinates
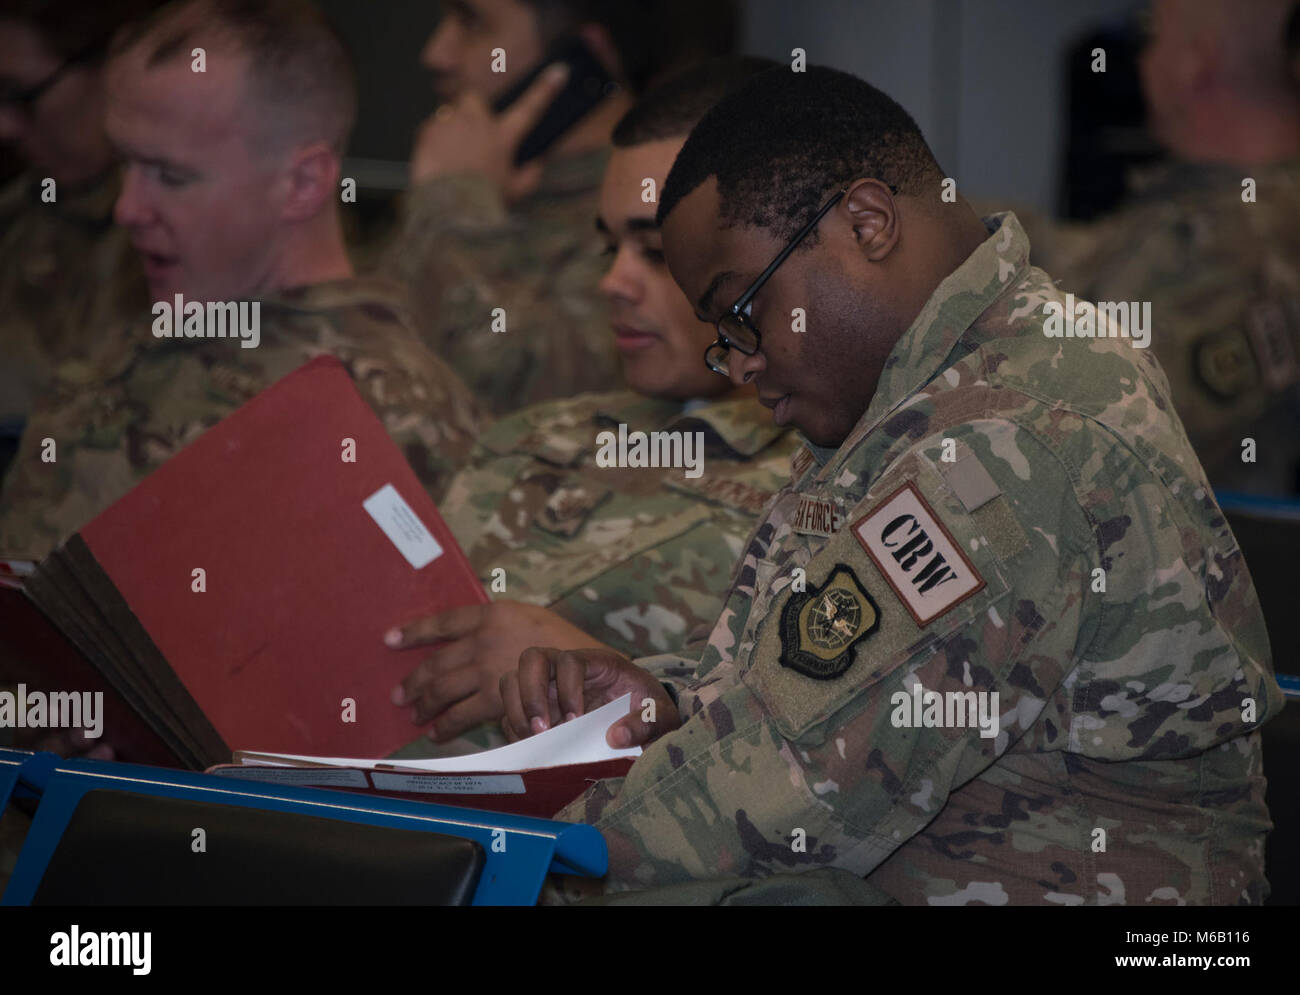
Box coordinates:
[385,600,608,742]
[410,62,569,200]
[499,647,681,749]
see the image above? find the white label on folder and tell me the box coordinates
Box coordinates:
[363,483,443,570]
[371,773,526,795]
[219,767,370,788]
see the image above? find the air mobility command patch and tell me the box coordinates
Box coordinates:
[779,563,879,679]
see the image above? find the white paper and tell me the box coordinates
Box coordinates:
[363,483,443,569]
[240,693,642,772]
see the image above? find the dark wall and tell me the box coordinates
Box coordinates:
[317,0,442,163]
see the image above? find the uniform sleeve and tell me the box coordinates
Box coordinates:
[377,177,620,415]
[551,419,1098,897]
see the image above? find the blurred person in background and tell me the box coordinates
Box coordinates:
[380,0,739,416]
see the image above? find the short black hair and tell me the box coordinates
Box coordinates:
[525,0,739,93]
[612,55,778,147]
[657,65,944,241]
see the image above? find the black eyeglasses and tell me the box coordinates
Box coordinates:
[704,187,846,377]
[0,38,107,113]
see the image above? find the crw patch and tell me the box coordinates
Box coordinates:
[778,564,879,679]
[853,481,984,625]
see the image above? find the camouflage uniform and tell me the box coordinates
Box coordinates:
[392,389,797,759]
[380,149,623,416]
[0,276,487,562]
[0,169,146,434]
[547,212,1284,905]
[1034,159,1300,495]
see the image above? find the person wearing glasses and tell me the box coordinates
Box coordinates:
[501,65,1284,906]
[383,57,798,760]
[0,0,159,475]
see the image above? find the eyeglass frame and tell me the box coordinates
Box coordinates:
[704,186,850,376]
[0,37,109,113]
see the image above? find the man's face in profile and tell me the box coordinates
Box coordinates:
[662,177,879,448]
[597,138,735,400]
[106,46,285,302]
[421,0,547,105]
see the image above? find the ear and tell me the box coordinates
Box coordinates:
[575,22,625,87]
[279,141,340,223]
[842,178,899,263]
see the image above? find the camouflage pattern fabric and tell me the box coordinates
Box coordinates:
[1033,159,1300,495]
[545,212,1285,905]
[379,149,623,416]
[0,169,147,432]
[393,388,797,759]
[0,276,487,562]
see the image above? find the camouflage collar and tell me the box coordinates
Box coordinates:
[1127,157,1300,201]
[855,211,1030,440]
[666,395,790,458]
[260,275,415,325]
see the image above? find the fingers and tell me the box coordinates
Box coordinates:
[517,646,559,734]
[394,636,476,707]
[500,670,528,742]
[428,693,502,744]
[554,650,587,721]
[499,62,569,142]
[409,663,479,727]
[385,602,487,649]
[607,710,652,750]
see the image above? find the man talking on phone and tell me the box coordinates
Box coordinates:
[383,0,738,415]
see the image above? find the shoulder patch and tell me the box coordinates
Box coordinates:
[1194,331,1256,401]
[778,564,879,679]
[853,481,985,626]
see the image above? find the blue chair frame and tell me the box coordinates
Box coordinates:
[0,749,606,906]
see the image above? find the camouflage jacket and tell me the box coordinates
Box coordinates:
[549,212,1284,905]
[0,277,486,561]
[380,149,623,416]
[0,169,147,428]
[439,389,798,658]
[1034,159,1300,494]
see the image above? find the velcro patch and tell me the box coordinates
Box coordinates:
[1245,297,1300,393]
[853,481,985,625]
[790,496,843,537]
[790,446,816,481]
[777,563,879,679]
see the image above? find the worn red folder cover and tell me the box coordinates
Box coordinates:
[2,356,486,766]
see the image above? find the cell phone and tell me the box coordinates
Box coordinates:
[491,35,617,165]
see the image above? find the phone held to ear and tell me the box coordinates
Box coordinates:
[491,35,617,165]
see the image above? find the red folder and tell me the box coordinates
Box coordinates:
[3,356,486,765]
